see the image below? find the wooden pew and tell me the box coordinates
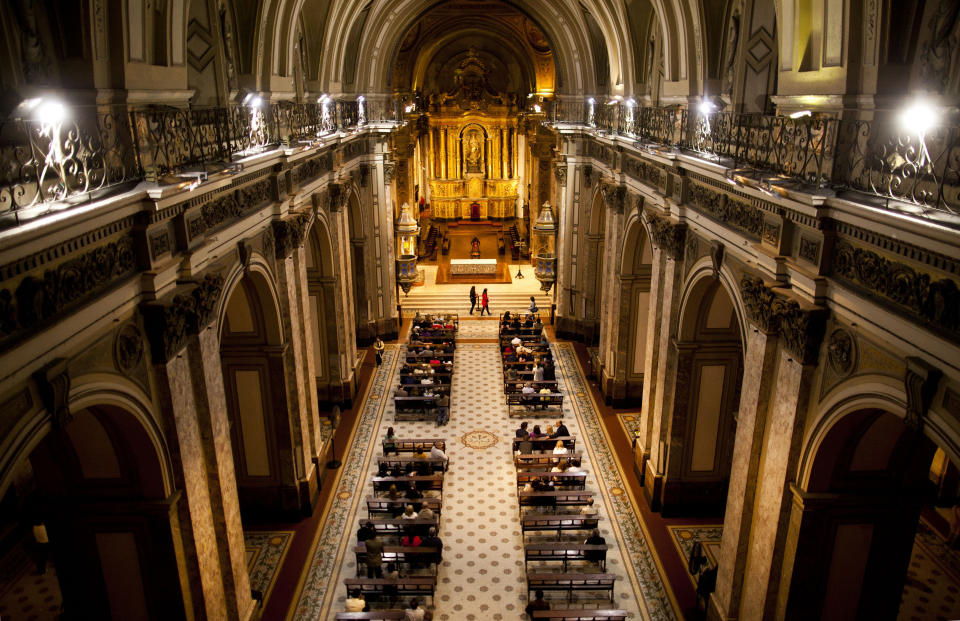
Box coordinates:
[342,577,436,605]
[335,612,405,620]
[526,573,617,604]
[506,392,564,414]
[382,438,446,454]
[404,352,455,363]
[393,396,437,421]
[515,453,583,470]
[358,517,440,540]
[524,543,609,572]
[521,514,601,537]
[516,472,587,491]
[372,475,443,496]
[518,491,594,513]
[366,496,442,518]
[354,544,442,575]
[378,456,447,473]
[512,436,575,452]
[504,381,559,395]
[531,610,629,621]
[395,384,451,397]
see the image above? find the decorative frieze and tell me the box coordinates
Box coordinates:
[833,239,960,343]
[687,183,763,238]
[740,276,780,333]
[646,213,687,260]
[798,236,821,265]
[762,221,781,247]
[622,155,665,190]
[292,153,334,186]
[0,236,136,343]
[149,230,171,260]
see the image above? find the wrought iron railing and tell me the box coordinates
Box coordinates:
[547,101,960,217]
[0,98,399,227]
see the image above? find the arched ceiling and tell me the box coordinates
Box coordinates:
[230,0,710,98]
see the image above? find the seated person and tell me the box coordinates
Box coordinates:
[525,590,550,617]
[552,420,569,438]
[396,387,409,397]
[530,425,545,438]
[405,598,426,621]
[357,521,376,542]
[515,422,529,438]
[430,441,448,464]
[584,529,607,562]
[522,384,536,399]
[418,505,435,521]
[553,440,568,455]
[421,526,443,552]
[503,310,512,323]
[539,386,553,409]
[406,483,423,500]
[506,367,519,380]
[345,589,367,612]
[567,458,582,473]
[511,336,522,347]
[529,296,539,313]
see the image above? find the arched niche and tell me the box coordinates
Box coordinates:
[783,406,938,620]
[27,403,187,620]
[305,214,348,403]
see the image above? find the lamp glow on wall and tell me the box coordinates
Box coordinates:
[587,98,596,126]
[532,201,558,293]
[899,97,940,167]
[357,95,367,126]
[395,202,420,294]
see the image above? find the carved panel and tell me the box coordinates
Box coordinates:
[904,357,942,431]
[762,221,781,247]
[114,321,145,375]
[832,239,960,343]
[799,236,821,265]
[826,329,855,376]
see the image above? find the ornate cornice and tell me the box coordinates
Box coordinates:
[142,292,192,364]
[832,239,960,344]
[687,182,763,239]
[739,276,828,364]
[328,181,351,212]
[646,213,687,260]
[184,274,224,334]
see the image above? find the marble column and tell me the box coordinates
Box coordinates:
[636,242,668,476]
[710,327,779,621]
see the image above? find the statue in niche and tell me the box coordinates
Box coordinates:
[464,129,483,174]
[645,36,655,96]
[722,9,740,96]
[219,4,238,92]
[14,0,51,84]
[919,0,960,92]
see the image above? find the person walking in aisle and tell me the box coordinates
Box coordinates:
[373,335,385,366]
[480,288,491,316]
[469,286,477,315]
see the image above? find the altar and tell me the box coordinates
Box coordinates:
[449,258,497,275]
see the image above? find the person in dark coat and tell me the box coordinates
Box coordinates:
[469,286,477,314]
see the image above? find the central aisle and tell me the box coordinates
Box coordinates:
[290,320,679,621]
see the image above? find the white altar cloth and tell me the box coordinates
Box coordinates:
[449,258,497,275]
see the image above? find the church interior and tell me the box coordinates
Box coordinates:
[0,1,959,620]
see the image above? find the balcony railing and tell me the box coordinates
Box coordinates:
[0,98,399,228]
[548,100,960,219]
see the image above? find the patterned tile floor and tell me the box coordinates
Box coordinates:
[290,323,678,620]
[245,531,293,602]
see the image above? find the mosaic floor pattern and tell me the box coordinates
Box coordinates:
[244,530,293,603]
[290,328,679,620]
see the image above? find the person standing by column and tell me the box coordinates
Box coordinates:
[469,286,477,315]
[480,288,491,316]
[373,335,385,366]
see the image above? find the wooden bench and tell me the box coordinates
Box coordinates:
[524,543,609,572]
[517,472,587,491]
[359,517,440,540]
[504,381,559,395]
[521,514,601,537]
[394,396,437,421]
[531,610,629,621]
[366,496,442,517]
[378,456,447,473]
[382,439,445,454]
[343,577,436,605]
[512,436,575,452]
[372,475,443,496]
[515,453,583,470]
[335,612,405,620]
[518,491,594,513]
[506,392,564,414]
[395,384,451,396]
[354,545,442,575]
[526,573,617,604]
[404,353,455,363]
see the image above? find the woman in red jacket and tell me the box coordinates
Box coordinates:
[480,288,490,316]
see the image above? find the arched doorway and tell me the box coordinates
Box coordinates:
[783,409,938,620]
[657,276,743,514]
[219,271,303,515]
[27,405,184,620]
[348,191,374,344]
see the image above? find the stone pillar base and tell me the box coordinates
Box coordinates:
[555,316,600,344]
[599,368,628,406]
[707,593,735,621]
[644,460,663,512]
[298,462,320,514]
[239,481,315,519]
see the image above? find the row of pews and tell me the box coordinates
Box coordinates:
[395,313,458,423]
[336,439,448,619]
[500,311,563,415]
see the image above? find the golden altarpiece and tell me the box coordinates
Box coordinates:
[423,50,521,220]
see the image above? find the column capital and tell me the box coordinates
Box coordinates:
[646,212,687,260]
[904,357,942,432]
[141,274,225,364]
[739,276,828,365]
[272,211,314,259]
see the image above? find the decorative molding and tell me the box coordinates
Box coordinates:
[739,276,828,364]
[149,230,171,260]
[826,329,855,376]
[0,237,136,344]
[383,161,397,184]
[273,212,314,259]
[583,165,593,188]
[554,163,567,187]
[798,236,821,265]
[944,388,960,422]
[622,154,665,189]
[687,182,763,238]
[185,274,224,334]
[710,240,725,279]
[114,321,144,375]
[237,241,253,271]
[328,181,351,213]
[262,227,275,266]
[833,239,960,343]
[762,221,781,246]
[601,182,627,214]
[142,294,192,364]
[33,359,71,428]
[904,357,942,432]
[646,213,687,260]
[292,153,333,186]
